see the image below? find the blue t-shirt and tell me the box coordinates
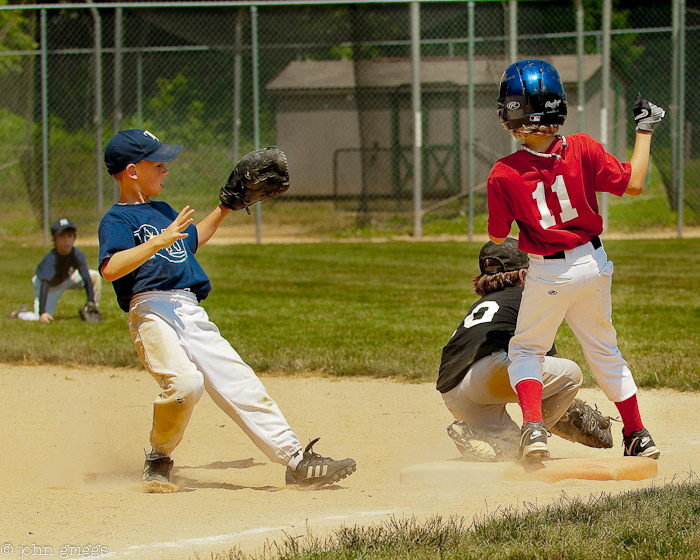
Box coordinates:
[36,246,91,287]
[98,201,212,312]
[35,247,95,313]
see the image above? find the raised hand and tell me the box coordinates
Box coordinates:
[634,93,665,133]
[157,205,195,249]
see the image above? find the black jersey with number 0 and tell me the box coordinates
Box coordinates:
[437,286,556,393]
[437,286,522,393]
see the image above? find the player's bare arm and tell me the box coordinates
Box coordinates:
[101,206,195,282]
[626,132,653,196]
[196,204,232,249]
[489,235,506,244]
[626,93,666,196]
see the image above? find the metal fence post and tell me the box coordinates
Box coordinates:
[677,0,686,238]
[88,1,104,216]
[233,8,242,163]
[600,0,611,230]
[467,0,475,241]
[113,6,123,202]
[508,0,518,154]
[252,4,262,244]
[672,0,680,222]
[508,0,517,62]
[576,0,585,132]
[40,8,49,246]
[411,1,422,238]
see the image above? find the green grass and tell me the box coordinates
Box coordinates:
[4,238,700,560]
[209,476,700,560]
[3,238,700,390]
[605,169,700,232]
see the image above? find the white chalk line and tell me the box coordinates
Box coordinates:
[107,509,398,557]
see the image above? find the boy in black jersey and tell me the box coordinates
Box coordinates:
[437,238,608,461]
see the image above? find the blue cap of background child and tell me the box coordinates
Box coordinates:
[104,129,183,175]
[51,217,77,236]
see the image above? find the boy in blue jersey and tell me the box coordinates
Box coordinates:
[99,129,355,492]
[9,217,101,323]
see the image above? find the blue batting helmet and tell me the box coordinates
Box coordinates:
[497,59,568,131]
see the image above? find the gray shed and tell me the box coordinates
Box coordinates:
[266,55,627,199]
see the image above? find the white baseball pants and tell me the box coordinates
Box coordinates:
[442,351,582,438]
[16,270,101,321]
[127,290,302,463]
[508,241,637,403]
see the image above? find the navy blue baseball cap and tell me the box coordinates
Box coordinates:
[51,217,77,236]
[104,129,183,175]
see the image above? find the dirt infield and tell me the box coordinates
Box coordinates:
[1,363,697,560]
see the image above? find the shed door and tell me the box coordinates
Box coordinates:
[390,91,462,197]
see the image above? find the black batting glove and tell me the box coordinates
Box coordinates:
[634,92,665,133]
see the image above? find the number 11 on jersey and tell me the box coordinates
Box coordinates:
[532,175,579,228]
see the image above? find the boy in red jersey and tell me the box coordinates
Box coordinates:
[487,59,665,463]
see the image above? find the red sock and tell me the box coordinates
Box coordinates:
[615,394,644,436]
[515,379,543,425]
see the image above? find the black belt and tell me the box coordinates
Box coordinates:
[543,236,601,260]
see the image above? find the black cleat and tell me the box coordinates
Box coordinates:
[285,438,356,489]
[622,428,660,460]
[518,421,549,463]
[142,453,177,493]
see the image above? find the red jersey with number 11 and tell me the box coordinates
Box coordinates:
[487,133,631,255]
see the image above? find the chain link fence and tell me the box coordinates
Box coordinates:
[0,0,696,244]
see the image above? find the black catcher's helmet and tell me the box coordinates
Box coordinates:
[497,59,568,131]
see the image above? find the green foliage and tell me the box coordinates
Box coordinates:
[0,109,43,235]
[48,117,101,200]
[147,73,231,147]
[0,109,32,202]
[0,107,29,141]
[0,3,36,74]
[328,44,354,61]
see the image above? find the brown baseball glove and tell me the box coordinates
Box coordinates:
[79,302,103,323]
[550,398,614,448]
[219,147,290,214]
